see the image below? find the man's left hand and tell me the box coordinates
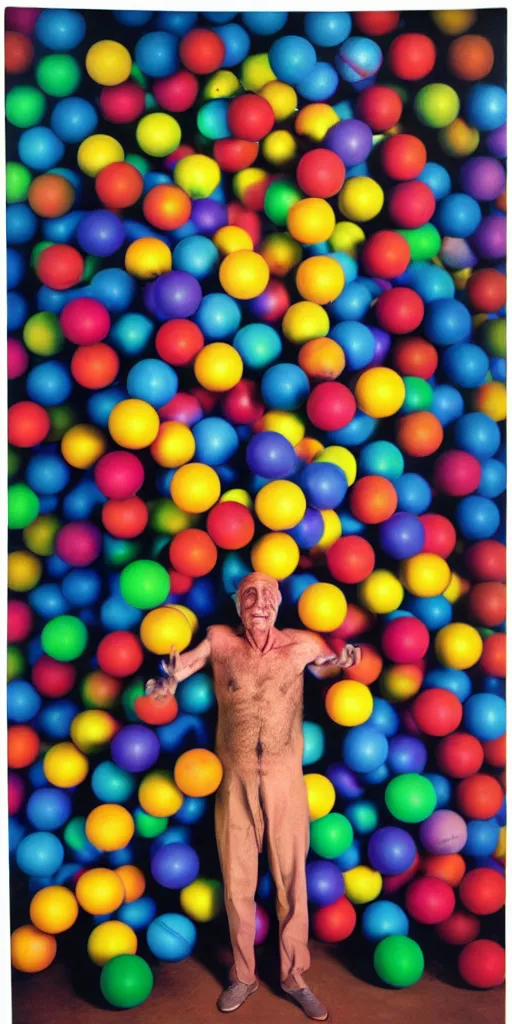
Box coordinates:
[314,644,361,670]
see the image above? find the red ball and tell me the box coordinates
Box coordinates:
[36,244,84,290]
[163,144,195,171]
[8,773,26,815]
[396,411,444,458]
[362,231,411,279]
[8,725,40,769]
[8,599,33,643]
[388,33,437,80]
[349,475,398,525]
[482,733,506,769]
[32,656,76,698]
[435,910,481,946]
[99,82,145,123]
[412,688,463,736]
[433,450,482,496]
[343,642,383,685]
[419,514,457,557]
[458,939,505,989]
[213,139,260,173]
[5,30,34,74]
[97,631,144,678]
[179,28,225,75]
[189,386,218,415]
[405,876,455,924]
[94,452,145,500]
[102,497,149,539]
[227,94,275,142]
[306,382,356,431]
[466,268,506,313]
[467,581,506,627]
[169,570,192,596]
[221,379,265,425]
[8,338,29,380]
[60,297,110,346]
[250,278,290,322]
[134,693,178,726]
[8,401,50,448]
[156,319,204,366]
[456,773,504,819]
[169,529,218,577]
[356,85,403,132]
[375,287,424,334]
[143,184,192,232]
[95,162,143,209]
[382,853,422,895]
[5,8,40,33]
[159,392,203,426]
[206,501,255,550]
[392,337,438,379]
[228,202,262,248]
[388,181,436,229]
[479,632,506,677]
[326,536,375,584]
[353,11,400,34]
[459,868,505,915]
[380,134,427,180]
[334,603,376,641]
[71,343,119,390]
[465,540,506,582]
[296,149,346,199]
[312,896,357,942]
[436,733,484,778]
[152,70,199,112]
[381,617,430,664]
[55,522,102,567]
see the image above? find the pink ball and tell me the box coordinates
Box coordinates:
[405,876,456,925]
[433,450,482,496]
[159,392,203,425]
[419,809,468,854]
[5,7,40,32]
[255,904,270,945]
[8,338,29,379]
[8,599,33,643]
[60,297,111,345]
[55,522,102,566]
[306,382,356,431]
[381,617,430,662]
[8,773,26,815]
[94,452,145,500]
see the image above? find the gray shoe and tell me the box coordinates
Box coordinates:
[281,985,328,1021]
[217,980,259,1013]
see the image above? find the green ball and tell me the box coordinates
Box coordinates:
[121,679,145,722]
[414,83,460,129]
[385,773,437,824]
[47,405,76,442]
[6,86,46,128]
[310,812,354,859]
[120,560,171,610]
[397,224,441,262]
[8,483,40,529]
[7,162,32,203]
[100,954,154,1009]
[130,64,147,89]
[31,240,53,271]
[346,800,379,835]
[373,936,424,988]
[63,816,91,855]
[35,54,81,97]
[134,808,169,839]
[82,255,103,282]
[23,311,64,357]
[481,317,506,357]
[8,645,26,682]
[8,446,23,480]
[126,153,151,176]
[104,538,141,568]
[41,615,88,662]
[264,179,303,226]
[150,535,171,559]
[402,377,434,414]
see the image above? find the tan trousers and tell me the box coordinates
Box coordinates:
[215,758,310,989]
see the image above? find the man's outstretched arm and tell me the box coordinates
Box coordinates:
[146,637,211,700]
[306,635,361,680]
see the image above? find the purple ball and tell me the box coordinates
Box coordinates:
[255,905,270,944]
[147,270,202,320]
[378,512,425,560]
[472,214,506,260]
[459,156,505,202]
[367,326,391,368]
[419,809,468,854]
[306,859,344,906]
[191,199,228,235]
[246,430,297,479]
[440,237,478,270]
[486,122,506,159]
[325,118,373,167]
[368,827,417,875]
[326,762,365,800]
[387,735,428,775]
[77,210,126,257]
[151,842,200,888]
[289,506,324,549]
[111,725,160,773]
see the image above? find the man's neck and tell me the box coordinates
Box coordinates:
[244,626,274,653]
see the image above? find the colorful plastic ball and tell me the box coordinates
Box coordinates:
[367,827,417,876]
[385,774,437,824]
[459,867,505,916]
[299,461,348,511]
[406,876,455,925]
[336,36,382,83]
[9,401,50,449]
[85,40,131,87]
[218,250,269,301]
[326,536,375,585]
[306,859,344,908]
[456,774,503,821]
[85,804,134,853]
[381,617,430,664]
[350,475,398,525]
[356,84,403,132]
[11,924,57,974]
[77,133,125,178]
[287,198,336,246]
[296,150,346,200]
[119,561,170,612]
[375,288,424,336]
[378,513,425,561]
[458,939,505,989]
[312,896,357,943]
[169,528,217,577]
[339,176,384,223]
[306,382,356,432]
[246,431,297,480]
[170,463,221,515]
[388,32,436,80]
[435,623,483,671]
[7,84,47,129]
[146,912,196,963]
[8,724,40,769]
[29,884,78,936]
[41,615,87,662]
[380,134,427,182]
[151,842,200,890]
[16,831,64,877]
[87,921,138,967]
[325,680,373,728]
[355,368,406,419]
[465,83,506,131]
[362,231,410,280]
[467,582,506,628]
[100,954,153,1010]
[5,31,34,74]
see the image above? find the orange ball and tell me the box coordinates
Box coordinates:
[479,632,506,677]
[396,411,444,457]
[448,35,494,80]
[95,161,144,208]
[456,773,504,820]
[482,733,506,769]
[71,343,120,390]
[349,475,398,525]
[467,582,506,628]
[169,528,217,577]
[11,924,57,973]
[174,748,223,797]
[28,173,74,218]
[420,854,466,887]
[8,724,40,769]
[343,642,383,685]
[5,31,34,74]
[114,865,146,903]
[143,184,192,231]
[298,337,346,380]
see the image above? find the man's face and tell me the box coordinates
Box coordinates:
[239,581,280,633]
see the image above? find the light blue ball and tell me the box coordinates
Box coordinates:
[361,901,409,942]
[28,582,69,620]
[359,440,404,480]
[454,412,501,461]
[242,12,288,34]
[336,37,382,84]
[101,594,143,632]
[150,826,192,858]
[178,672,215,715]
[431,384,465,426]
[87,386,127,428]
[18,127,64,171]
[233,323,282,371]
[463,818,500,857]
[298,62,339,102]
[423,298,472,346]
[465,84,507,132]
[328,410,377,447]
[442,343,489,389]
[117,895,158,930]
[135,32,179,77]
[269,35,317,85]
[423,668,472,702]
[91,761,137,804]
[405,596,452,630]
[51,97,98,143]
[192,416,239,465]
[395,473,432,514]
[456,495,500,541]
[62,480,105,520]
[336,839,362,871]
[463,693,505,741]
[173,235,219,279]
[26,453,71,496]
[342,726,388,774]
[7,204,37,245]
[26,788,72,831]
[8,291,28,330]
[304,13,352,47]
[127,358,178,407]
[399,262,455,303]
[261,363,310,411]
[302,721,325,766]
[38,699,79,740]
[218,23,251,67]
[35,9,86,49]
[7,680,42,723]
[436,193,482,239]
[345,800,379,835]
[478,459,506,499]
[329,280,373,322]
[90,268,136,314]
[42,209,84,243]
[27,361,73,406]
[16,831,64,877]
[418,162,452,200]
[111,313,154,357]
[147,913,197,962]
[194,293,242,339]
[424,773,452,809]
[175,797,207,824]
[368,698,400,738]
[62,569,101,607]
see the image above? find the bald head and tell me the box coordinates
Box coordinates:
[235,572,282,630]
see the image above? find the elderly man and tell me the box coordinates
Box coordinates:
[147,571,360,1021]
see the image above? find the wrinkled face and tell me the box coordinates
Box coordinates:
[238,580,280,633]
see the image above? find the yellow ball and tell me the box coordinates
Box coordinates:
[23,514,60,556]
[203,70,239,99]
[262,129,297,166]
[326,679,373,727]
[108,399,160,450]
[315,446,357,486]
[8,550,42,592]
[344,865,382,904]
[173,154,221,199]
[330,221,366,257]
[150,499,198,535]
[259,232,302,277]
[61,423,106,468]
[138,770,184,817]
[219,250,269,300]
[125,237,172,279]
[256,411,306,445]
[180,878,223,922]
[355,367,406,418]
[310,509,342,555]
[77,134,124,177]
[435,623,483,670]
[439,118,480,157]
[380,665,424,703]
[241,52,276,92]
[431,9,477,34]
[338,177,384,222]
[296,436,325,462]
[194,342,243,391]
[400,553,451,598]
[170,604,199,635]
[86,40,132,85]
[87,921,137,967]
[213,225,253,255]
[298,582,347,632]
[304,773,336,820]
[443,572,470,604]
[23,311,63,355]
[251,532,300,580]
[287,198,336,245]
[296,256,345,305]
[150,421,195,468]
[171,463,221,514]
[494,826,506,864]
[219,488,252,508]
[233,167,269,205]
[282,301,330,344]
[114,865,146,903]
[136,112,181,158]
[358,570,404,615]
[255,480,306,530]
[75,868,125,915]
[43,741,89,788]
[85,804,135,852]
[174,748,223,797]
[30,886,79,935]
[295,103,339,141]
[70,710,118,754]
[140,606,192,655]
[260,80,297,121]
[473,381,506,421]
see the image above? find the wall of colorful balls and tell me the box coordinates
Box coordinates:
[6,5,506,1011]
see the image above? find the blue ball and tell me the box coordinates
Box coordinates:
[455,495,500,541]
[28,759,48,789]
[336,37,382,83]
[339,511,366,536]
[234,323,282,371]
[135,31,179,77]
[194,293,241,339]
[185,578,217,619]
[16,831,64,877]
[478,459,506,499]
[465,84,507,132]
[27,361,73,406]
[298,62,339,102]
[42,209,84,244]
[331,321,375,370]
[288,508,324,550]
[299,461,348,510]
[196,100,230,141]
[77,210,126,257]
[431,384,465,426]
[367,698,399,738]
[62,568,102,607]
[90,268,136,314]
[62,480,105,520]
[9,818,27,856]
[423,298,472,346]
[269,35,317,84]
[367,826,417,874]
[88,386,128,428]
[26,453,71,496]
[38,700,79,741]
[423,668,472,702]
[108,845,134,868]
[242,12,288,34]
[117,895,158,930]
[378,512,425,559]
[127,358,178,407]
[192,416,239,466]
[329,280,373,322]
[35,9,86,48]
[281,572,319,604]
[436,193,482,238]
[7,680,42,723]
[418,162,452,200]
[203,12,236,24]
[175,796,207,825]
[51,97,98,143]
[151,843,200,889]
[18,127,64,172]
[399,262,455,303]
[463,693,505,741]
[424,773,452,809]
[306,859,344,906]
[29,582,70,620]
[147,913,197,962]
[304,12,352,46]
[7,204,37,245]
[26,788,72,831]
[91,761,137,804]
[328,410,377,447]
[388,735,428,775]
[114,11,153,25]
[177,672,215,715]
[101,594,143,632]
[464,818,500,858]
[361,901,409,942]
[172,235,219,279]
[261,363,310,411]
[336,840,362,871]
[360,440,404,480]
[111,313,153,357]
[7,248,25,289]
[406,595,452,630]
[150,827,193,858]
[454,412,501,461]
[342,725,388,774]
[8,291,28,330]
[246,431,297,479]
[302,721,325,765]
[218,23,251,67]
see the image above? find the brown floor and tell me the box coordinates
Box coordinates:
[12,939,504,1024]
